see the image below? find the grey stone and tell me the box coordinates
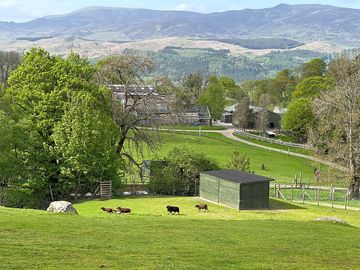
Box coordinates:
[47,201,78,215]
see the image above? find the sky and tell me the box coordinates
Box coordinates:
[1,0,360,22]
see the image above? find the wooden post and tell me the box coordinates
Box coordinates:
[291,184,294,201]
[331,186,334,208]
[344,192,348,210]
[317,186,320,206]
[302,185,305,204]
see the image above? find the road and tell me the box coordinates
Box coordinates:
[159,127,348,172]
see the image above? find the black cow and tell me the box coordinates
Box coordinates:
[166,205,180,215]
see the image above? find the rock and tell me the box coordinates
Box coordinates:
[315,216,346,224]
[47,201,78,215]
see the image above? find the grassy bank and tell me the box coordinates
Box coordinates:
[147,132,320,184]
[0,197,359,270]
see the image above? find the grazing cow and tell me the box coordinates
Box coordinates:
[116,207,131,214]
[166,205,180,215]
[195,204,209,212]
[100,207,114,214]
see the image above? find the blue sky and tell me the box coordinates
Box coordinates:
[0,0,360,22]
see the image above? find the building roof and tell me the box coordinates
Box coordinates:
[202,170,274,184]
[108,85,157,96]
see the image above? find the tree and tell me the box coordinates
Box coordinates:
[292,76,333,100]
[282,98,314,142]
[227,150,251,172]
[299,58,327,80]
[149,147,219,196]
[181,72,208,100]
[2,48,119,203]
[0,50,21,86]
[199,76,226,124]
[52,92,123,199]
[233,96,251,130]
[274,69,296,105]
[312,55,360,198]
[96,55,162,175]
[256,93,271,135]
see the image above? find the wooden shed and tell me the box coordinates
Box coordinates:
[200,170,274,210]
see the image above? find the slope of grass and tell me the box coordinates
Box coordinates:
[1,197,359,270]
[148,132,319,184]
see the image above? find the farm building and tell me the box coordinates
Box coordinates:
[222,104,282,129]
[200,170,274,210]
[109,84,211,126]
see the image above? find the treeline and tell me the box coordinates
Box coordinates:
[123,48,330,83]
[234,55,360,197]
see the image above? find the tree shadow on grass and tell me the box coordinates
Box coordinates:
[269,198,304,210]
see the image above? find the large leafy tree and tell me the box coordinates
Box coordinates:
[199,76,226,124]
[299,58,327,80]
[282,98,314,143]
[292,76,333,100]
[2,48,120,203]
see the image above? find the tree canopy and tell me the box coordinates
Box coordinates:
[1,48,121,205]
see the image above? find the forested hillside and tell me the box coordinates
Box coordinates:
[123,48,331,82]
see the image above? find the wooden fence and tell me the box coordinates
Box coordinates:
[234,131,310,149]
[271,184,360,211]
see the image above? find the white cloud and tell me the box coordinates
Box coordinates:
[0,0,17,7]
[175,3,206,12]
[175,3,189,11]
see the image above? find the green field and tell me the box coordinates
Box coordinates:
[1,196,359,270]
[148,132,320,184]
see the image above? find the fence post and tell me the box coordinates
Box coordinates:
[344,192,348,210]
[330,186,334,208]
[302,185,305,204]
[317,186,320,206]
[291,185,294,201]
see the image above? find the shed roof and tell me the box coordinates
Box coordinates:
[202,170,274,184]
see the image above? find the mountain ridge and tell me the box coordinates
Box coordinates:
[0,4,360,46]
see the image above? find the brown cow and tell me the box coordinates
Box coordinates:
[116,207,131,214]
[101,207,114,214]
[195,204,209,212]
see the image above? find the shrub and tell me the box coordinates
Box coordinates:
[148,147,219,196]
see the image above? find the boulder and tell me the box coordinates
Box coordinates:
[47,201,78,215]
[315,216,346,224]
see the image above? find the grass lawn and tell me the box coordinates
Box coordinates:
[233,133,313,156]
[1,196,359,270]
[148,132,322,184]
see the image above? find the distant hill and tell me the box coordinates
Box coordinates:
[1,4,360,46]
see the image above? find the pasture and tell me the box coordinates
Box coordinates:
[0,196,359,269]
[146,132,321,184]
